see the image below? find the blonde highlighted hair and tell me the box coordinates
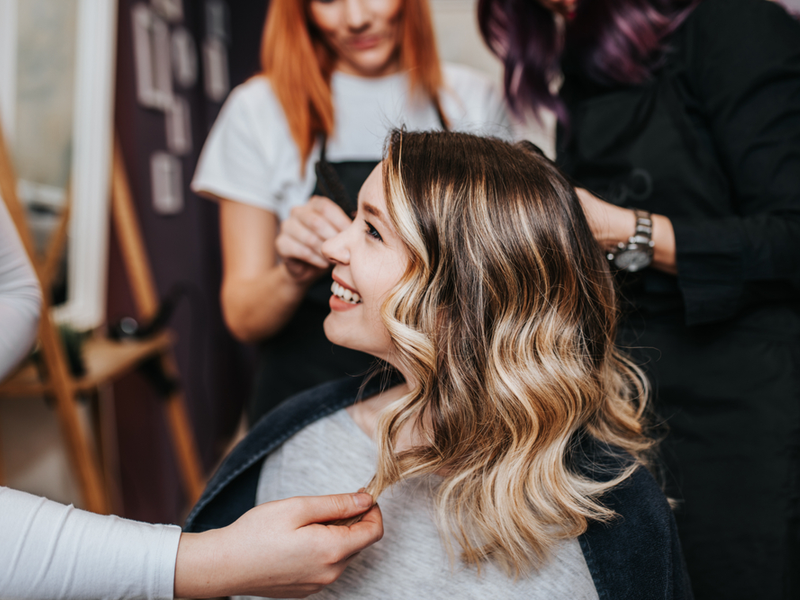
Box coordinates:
[365,130,654,574]
[259,0,445,167]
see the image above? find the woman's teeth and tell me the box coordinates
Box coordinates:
[331,281,362,304]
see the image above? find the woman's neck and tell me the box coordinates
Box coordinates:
[346,380,422,451]
[332,54,402,79]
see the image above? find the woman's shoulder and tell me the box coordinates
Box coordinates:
[202,75,293,151]
[678,0,800,64]
[183,375,393,534]
[191,74,305,210]
[672,0,800,115]
[687,0,797,29]
[441,62,502,106]
[442,62,495,88]
[220,76,287,125]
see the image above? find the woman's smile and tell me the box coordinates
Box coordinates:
[330,279,363,309]
[347,34,384,51]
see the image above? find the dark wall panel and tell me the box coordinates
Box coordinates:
[109,0,267,523]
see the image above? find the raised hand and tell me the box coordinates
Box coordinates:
[276,196,353,283]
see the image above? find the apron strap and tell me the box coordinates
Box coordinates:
[315,138,355,214]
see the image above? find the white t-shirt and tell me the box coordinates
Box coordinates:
[191,64,512,220]
[0,486,181,600]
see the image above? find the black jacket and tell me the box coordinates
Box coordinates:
[557,3,800,597]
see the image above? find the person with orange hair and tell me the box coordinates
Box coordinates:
[192,0,510,425]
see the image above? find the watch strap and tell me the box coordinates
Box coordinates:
[631,209,653,247]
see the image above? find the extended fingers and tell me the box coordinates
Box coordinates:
[343,503,384,551]
[290,204,340,241]
[289,493,374,527]
[321,503,384,565]
[307,196,353,232]
[276,198,352,270]
[276,221,330,269]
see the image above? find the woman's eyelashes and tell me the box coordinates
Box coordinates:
[365,220,384,242]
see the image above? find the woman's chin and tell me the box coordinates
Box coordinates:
[323,312,353,351]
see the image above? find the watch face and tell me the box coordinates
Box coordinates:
[614,249,652,272]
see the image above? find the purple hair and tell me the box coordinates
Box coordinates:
[478,0,700,122]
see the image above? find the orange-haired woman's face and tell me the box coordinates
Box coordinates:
[309,0,403,78]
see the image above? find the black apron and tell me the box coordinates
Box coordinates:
[248,143,378,425]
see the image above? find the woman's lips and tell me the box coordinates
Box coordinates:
[330,280,362,311]
[330,294,360,311]
[348,35,382,51]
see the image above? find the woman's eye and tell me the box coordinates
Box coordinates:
[365,221,383,242]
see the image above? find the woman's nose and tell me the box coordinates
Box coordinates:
[322,227,351,265]
[344,0,369,30]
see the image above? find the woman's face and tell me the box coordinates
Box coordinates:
[322,163,409,361]
[308,0,403,78]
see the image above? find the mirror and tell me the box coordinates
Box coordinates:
[0,0,117,331]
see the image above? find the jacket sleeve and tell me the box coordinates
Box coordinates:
[0,200,41,380]
[670,0,800,325]
[0,486,181,600]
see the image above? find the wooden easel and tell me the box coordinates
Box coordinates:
[0,122,204,514]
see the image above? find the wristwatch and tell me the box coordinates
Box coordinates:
[607,209,654,272]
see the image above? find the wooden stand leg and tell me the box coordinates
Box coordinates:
[38,312,108,514]
[164,389,204,504]
[96,383,124,514]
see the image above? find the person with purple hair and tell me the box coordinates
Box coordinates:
[478,0,800,598]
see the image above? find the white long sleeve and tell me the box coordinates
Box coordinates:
[0,199,41,380]
[0,487,182,600]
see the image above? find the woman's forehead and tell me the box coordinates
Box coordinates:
[358,163,386,211]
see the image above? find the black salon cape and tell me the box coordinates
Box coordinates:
[557,1,800,598]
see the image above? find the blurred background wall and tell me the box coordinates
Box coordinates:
[108,0,266,523]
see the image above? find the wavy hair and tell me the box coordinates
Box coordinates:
[477,0,699,122]
[260,0,445,167]
[364,130,654,573]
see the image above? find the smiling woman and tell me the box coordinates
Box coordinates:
[322,165,409,361]
[191,0,511,425]
[308,0,403,78]
[186,130,692,600]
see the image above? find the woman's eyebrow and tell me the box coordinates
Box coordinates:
[362,202,385,222]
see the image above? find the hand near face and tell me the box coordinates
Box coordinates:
[276,196,353,283]
[174,492,383,599]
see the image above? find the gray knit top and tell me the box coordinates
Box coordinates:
[240,408,599,600]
